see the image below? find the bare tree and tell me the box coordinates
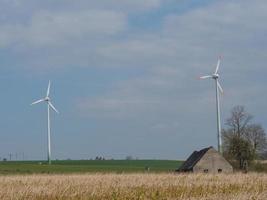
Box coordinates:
[245,124,267,157]
[223,106,266,169]
[225,105,253,137]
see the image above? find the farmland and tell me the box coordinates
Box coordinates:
[0,160,266,200]
[0,173,266,200]
[0,160,182,174]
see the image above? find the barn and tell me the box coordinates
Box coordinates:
[177,146,233,173]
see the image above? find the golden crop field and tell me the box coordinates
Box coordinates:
[0,173,266,200]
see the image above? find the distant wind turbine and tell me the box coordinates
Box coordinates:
[199,57,223,154]
[31,81,59,164]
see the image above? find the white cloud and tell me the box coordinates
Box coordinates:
[77,0,267,123]
[90,0,267,73]
[0,10,127,48]
[1,0,267,115]
[96,37,177,67]
[94,0,162,11]
[0,0,161,15]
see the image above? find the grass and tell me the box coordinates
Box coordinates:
[0,160,182,174]
[0,173,266,200]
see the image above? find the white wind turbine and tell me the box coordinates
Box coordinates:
[199,57,223,154]
[31,81,59,164]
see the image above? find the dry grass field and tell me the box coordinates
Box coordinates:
[0,173,266,200]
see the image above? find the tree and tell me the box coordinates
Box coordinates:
[225,105,252,137]
[222,106,267,169]
[245,124,267,157]
[261,151,267,160]
[125,156,133,160]
[225,134,254,169]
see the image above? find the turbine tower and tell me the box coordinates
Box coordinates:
[200,57,224,154]
[31,81,59,164]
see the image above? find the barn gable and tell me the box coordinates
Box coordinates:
[178,147,211,172]
[177,146,233,173]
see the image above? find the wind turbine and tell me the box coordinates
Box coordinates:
[199,57,223,154]
[31,81,59,164]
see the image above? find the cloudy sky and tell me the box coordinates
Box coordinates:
[0,0,266,160]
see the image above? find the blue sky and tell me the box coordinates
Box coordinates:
[0,0,267,160]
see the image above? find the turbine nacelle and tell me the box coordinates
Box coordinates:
[212,74,219,79]
[45,96,50,102]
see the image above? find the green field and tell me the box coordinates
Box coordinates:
[0,160,183,174]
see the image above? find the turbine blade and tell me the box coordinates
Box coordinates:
[31,99,45,105]
[48,101,59,114]
[46,80,51,97]
[199,75,212,79]
[215,57,221,74]
[217,81,224,93]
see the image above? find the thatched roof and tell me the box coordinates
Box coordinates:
[177,146,213,172]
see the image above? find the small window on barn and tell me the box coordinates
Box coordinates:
[218,169,222,173]
[204,169,208,173]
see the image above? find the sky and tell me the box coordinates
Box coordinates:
[0,0,267,160]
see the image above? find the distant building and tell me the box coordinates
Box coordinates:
[177,146,233,173]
